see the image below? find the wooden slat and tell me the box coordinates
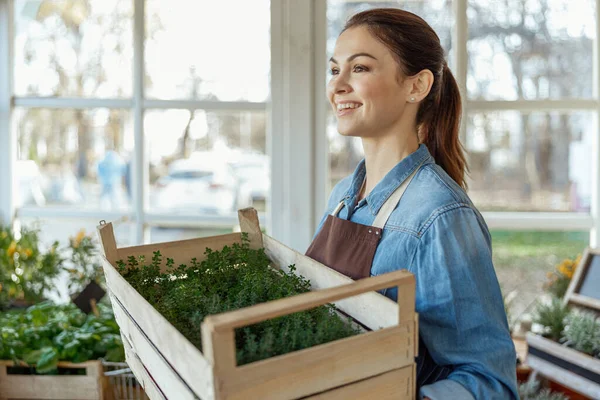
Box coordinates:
[0,361,103,400]
[528,355,600,399]
[122,337,166,400]
[414,313,419,356]
[115,232,242,272]
[569,293,600,312]
[220,322,414,400]
[304,365,414,400]
[527,333,600,375]
[97,222,119,265]
[101,258,215,400]
[237,208,263,249]
[111,295,198,400]
[263,234,399,329]
[205,269,414,332]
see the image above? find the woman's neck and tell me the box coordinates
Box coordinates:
[358,131,419,201]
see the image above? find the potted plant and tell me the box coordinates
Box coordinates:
[527,255,600,399]
[0,300,124,400]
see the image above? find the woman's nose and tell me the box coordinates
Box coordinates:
[332,74,352,94]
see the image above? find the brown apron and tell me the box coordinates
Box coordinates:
[306,162,452,394]
[306,165,420,279]
[306,163,454,392]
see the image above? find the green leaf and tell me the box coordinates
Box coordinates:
[62,339,81,360]
[105,346,125,362]
[35,347,59,374]
[23,349,44,365]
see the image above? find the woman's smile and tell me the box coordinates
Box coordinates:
[335,101,363,116]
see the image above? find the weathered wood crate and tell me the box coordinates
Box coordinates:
[0,360,104,400]
[97,208,417,400]
[526,332,600,399]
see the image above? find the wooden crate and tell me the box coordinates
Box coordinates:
[526,332,600,399]
[97,208,418,400]
[0,360,104,400]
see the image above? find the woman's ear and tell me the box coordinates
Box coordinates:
[406,69,434,103]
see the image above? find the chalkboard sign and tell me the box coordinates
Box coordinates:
[565,248,600,312]
[72,280,106,315]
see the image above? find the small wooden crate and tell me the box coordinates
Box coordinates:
[97,209,418,400]
[526,332,600,399]
[0,360,104,400]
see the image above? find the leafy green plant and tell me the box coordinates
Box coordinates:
[561,311,600,357]
[0,300,124,374]
[533,297,570,341]
[0,225,63,310]
[518,381,569,400]
[64,229,104,295]
[117,233,360,365]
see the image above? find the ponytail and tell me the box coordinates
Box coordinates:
[418,64,468,190]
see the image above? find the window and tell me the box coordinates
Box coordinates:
[14,0,133,98]
[467,0,595,101]
[466,111,594,212]
[14,108,133,210]
[7,0,271,247]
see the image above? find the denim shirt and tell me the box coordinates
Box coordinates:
[314,144,518,400]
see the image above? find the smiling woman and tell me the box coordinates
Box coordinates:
[309,7,519,400]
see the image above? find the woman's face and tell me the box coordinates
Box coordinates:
[327,26,412,138]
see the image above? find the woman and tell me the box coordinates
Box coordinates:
[306,8,518,400]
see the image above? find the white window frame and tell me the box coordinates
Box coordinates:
[1,0,599,250]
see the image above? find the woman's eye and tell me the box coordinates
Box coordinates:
[330,68,339,75]
[353,65,368,72]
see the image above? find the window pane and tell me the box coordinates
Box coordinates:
[466,111,594,212]
[145,109,269,216]
[467,0,596,100]
[15,108,133,211]
[492,230,589,328]
[327,1,454,69]
[145,0,270,101]
[14,0,133,98]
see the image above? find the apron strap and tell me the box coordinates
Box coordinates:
[372,164,421,229]
[331,201,345,217]
[331,176,365,217]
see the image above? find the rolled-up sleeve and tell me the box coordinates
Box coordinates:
[411,206,518,400]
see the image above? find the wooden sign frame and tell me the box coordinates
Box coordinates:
[564,247,600,312]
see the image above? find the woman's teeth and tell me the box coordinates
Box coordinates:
[337,103,362,110]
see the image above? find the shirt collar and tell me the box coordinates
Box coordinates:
[342,144,433,215]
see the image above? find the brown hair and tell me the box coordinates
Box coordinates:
[343,8,468,189]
